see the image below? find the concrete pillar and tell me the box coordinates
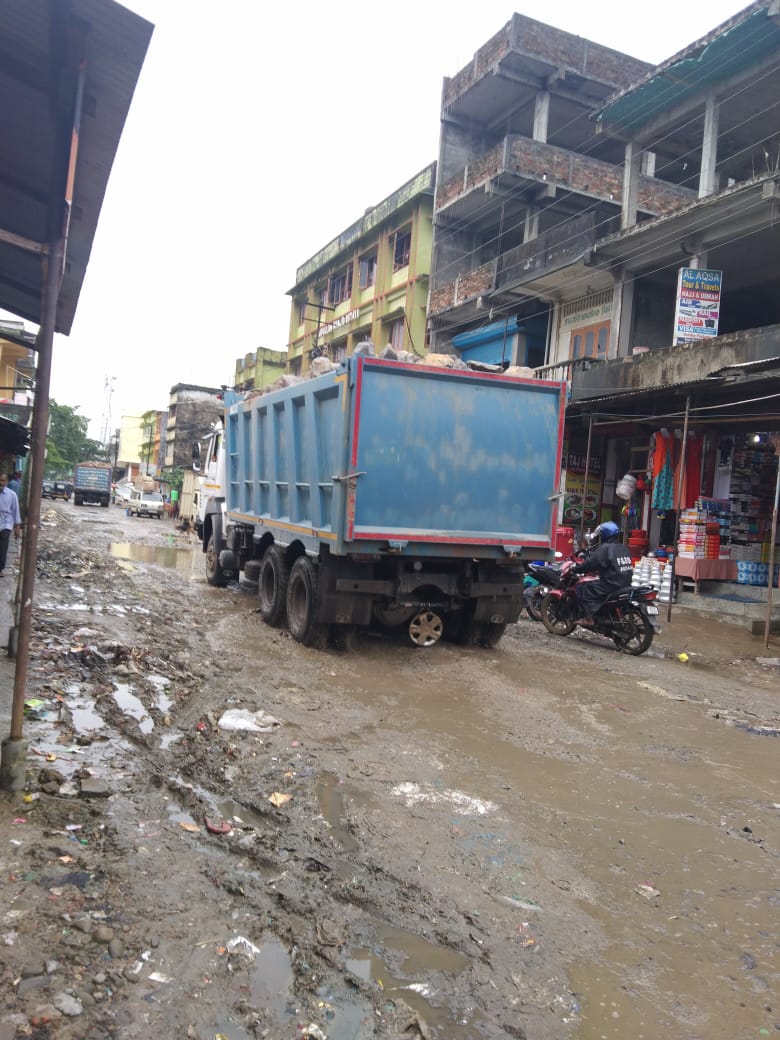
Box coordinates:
[616,272,635,358]
[524,205,539,241]
[699,94,720,198]
[622,141,641,229]
[533,91,550,143]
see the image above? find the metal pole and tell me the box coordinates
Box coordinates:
[579,413,594,550]
[0,238,61,789]
[764,444,780,648]
[667,394,691,624]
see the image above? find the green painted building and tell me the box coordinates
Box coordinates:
[286,162,435,374]
[233,346,288,392]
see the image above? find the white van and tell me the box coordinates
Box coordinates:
[128,489,165,519]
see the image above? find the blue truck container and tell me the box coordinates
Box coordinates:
[197,354,565,648]
[73,461,112,507]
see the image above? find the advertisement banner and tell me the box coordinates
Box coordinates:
[674,267,723,345]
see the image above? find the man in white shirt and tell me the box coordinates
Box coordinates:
[0,472,22,576]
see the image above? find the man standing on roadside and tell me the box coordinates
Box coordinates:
[0,472,22,577]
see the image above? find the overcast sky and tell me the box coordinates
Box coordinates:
[39,0,750,439]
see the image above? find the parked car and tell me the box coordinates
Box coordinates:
[128,490,164,519]
[42,480,70,501]
[113,483,134,504]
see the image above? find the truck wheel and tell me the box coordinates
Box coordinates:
[286,556,327,647]
[205,534,229,588]
[408,610,443,647]
[258,545,289,626]
[477,622,507,647]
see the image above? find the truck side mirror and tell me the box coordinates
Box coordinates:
[192,442,201,473]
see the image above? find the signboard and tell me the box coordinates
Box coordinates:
[674,267,722,345]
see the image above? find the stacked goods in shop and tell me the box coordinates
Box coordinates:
[729,446,776,563]
[695,497,731,558]
[736,561,780,586]
[677,509,720,559]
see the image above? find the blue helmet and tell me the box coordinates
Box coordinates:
[593,521,620,544]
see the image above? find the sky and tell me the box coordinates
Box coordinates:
[35,0,751,439]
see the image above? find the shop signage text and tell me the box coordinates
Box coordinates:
[673,267,722,345]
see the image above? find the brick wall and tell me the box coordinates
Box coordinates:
[443,17,650,112]
[429,262,495,317]
[436,136,694,216]
[442,24,512,107]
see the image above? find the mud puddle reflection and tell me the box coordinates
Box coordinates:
[111,541,197,576]
[346,925,477,1037]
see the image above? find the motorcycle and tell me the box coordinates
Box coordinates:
[539,560,659,655]
[524,550,584,622]
[524,559,564,622]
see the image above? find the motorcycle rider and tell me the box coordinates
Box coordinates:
[571,521,633,625]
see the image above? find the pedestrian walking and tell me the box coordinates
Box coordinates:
[0,472,22,576]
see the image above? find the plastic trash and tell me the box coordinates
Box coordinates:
[217,709,281,733]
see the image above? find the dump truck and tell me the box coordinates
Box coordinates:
[73,460,112,507]
[194,354,565,648]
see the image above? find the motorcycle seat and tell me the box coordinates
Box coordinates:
[610,585,653,603]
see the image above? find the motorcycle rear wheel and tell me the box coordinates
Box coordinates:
[612,606,654,655]
[526,586,546,623]
[540,592,576,636]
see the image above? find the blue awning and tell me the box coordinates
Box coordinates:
[452,318,520,350]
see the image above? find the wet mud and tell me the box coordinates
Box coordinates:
[1,502,778,1039]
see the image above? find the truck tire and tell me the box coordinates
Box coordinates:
[205,534,229,588]
[286,556,327,648]
[258,545,289,626]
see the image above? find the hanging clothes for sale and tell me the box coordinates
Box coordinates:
[651,428,675,510]
[675,432,703,510]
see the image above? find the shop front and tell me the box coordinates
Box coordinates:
[569,377,780,597]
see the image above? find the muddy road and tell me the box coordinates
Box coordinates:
[1,501,778,1040]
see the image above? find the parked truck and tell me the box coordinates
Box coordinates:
[73,460,112,507]
[195,354,565,648]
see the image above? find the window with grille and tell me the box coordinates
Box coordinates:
[392,228,411,271]
[359,253,377,289]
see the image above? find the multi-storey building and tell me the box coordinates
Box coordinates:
[164,383,222,470]
[428,3,780,591]
[233,347,287,392]
[286,163,435,374]
[428,15,661,364]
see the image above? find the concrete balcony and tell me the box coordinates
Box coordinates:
[435,136,695,222]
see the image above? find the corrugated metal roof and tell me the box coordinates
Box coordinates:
[595,2,779,137]
[0,0,153,335]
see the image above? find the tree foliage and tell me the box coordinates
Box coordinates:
[46,401,104,475]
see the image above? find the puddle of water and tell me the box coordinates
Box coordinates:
[147,673,174,713]
[247,936,294,1015]
[113,682,153,734]
[216,799,268,831]
[66,689,106,733]
[111,541,197,576]
[316,771,358,851]
[160,732,182,749]
[377,924,469,976]
[346,932,477,1038]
